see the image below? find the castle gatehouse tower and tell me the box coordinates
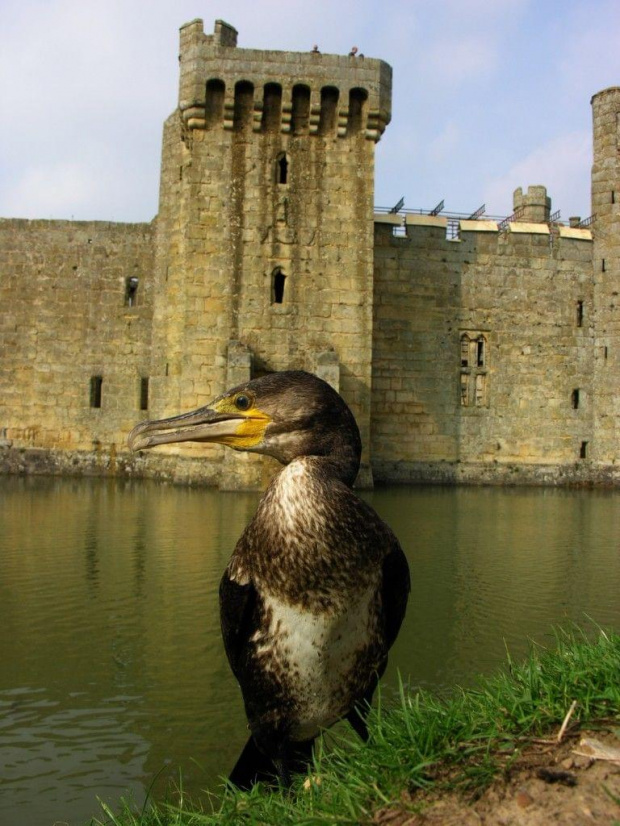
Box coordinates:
[148,19,392,486]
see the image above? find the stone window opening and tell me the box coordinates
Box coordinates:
[276,153,289,185]
[612,191,616,205]
[460,373,469,407]
[602,258,606,272]
[580,441,588,459]
[205,79,225,128]
[291,84,310,135]
[262,83,282,133]
[125,276,139,307]
[90,376,103,409]
[576,300,584,327]
[347,87,368,136]
[460,332,488,408]
[318,86,339,136]
[140,377,149,411]
[460,335,470,367]
[571,389,580,410]
[272,268,286,304]
[233,81,254,132]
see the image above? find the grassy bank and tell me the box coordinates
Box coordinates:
[95,628,620,826]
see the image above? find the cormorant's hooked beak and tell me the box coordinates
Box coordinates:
[128,406,246,452]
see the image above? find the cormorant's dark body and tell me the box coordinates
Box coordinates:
[128,371,410,789]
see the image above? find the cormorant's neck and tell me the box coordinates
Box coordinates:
[319,439,360,488]
[292,423,360,488]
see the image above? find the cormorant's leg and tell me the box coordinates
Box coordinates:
[346,668,385,742]
[274,738,316,787]
[289,738,316,774]
[346,704,370,742]
[228,735,279,790]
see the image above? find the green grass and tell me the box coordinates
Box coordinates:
[92,627,620,826]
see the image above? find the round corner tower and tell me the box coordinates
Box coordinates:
[150,18,392,485]
[591,87,620,465]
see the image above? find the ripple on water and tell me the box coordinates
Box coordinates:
[0,686,150,826]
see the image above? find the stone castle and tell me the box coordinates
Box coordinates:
[1,19,619,488]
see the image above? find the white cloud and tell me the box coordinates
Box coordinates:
[0,0,611,222]
[1,162,96,219]
[482,131,592,219]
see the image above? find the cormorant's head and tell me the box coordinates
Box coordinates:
[128,371,361,482]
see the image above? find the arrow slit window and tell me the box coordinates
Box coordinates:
[272,268,286,304]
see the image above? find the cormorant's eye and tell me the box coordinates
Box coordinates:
[235,394,251,411]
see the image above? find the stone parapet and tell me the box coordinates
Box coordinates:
[178,19,391,141]
[508,221,550,235]
[459,219,498,233]
[558,226,593,241]
[404,213,447,228]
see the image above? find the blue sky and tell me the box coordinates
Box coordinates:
[1,0,619,223]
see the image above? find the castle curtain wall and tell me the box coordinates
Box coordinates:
[0,219,154,470]
[371,215,596,484]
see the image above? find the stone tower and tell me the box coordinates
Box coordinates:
[512,185,551,222]
[148,19,392,486]
[591,87,620,468]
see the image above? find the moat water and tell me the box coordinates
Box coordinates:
[1,477,619,826]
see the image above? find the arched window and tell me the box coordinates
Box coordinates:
[475,336,485,367]
[272,268,286,304]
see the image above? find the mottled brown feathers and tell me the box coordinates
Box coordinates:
[214,371,410,780]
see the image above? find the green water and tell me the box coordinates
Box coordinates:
[1,477,619,826]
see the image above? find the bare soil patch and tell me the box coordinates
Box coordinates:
[374,728,620,825]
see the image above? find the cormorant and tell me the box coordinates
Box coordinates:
[128,370,410,789]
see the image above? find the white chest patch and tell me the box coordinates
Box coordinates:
[255,585,379,740]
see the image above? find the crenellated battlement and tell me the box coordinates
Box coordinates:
[177,19,392,141]
[374,210,592,244]
[513,185,551,223]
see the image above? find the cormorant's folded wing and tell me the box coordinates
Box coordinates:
[381,541,410,650]
[219,572,257,677]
